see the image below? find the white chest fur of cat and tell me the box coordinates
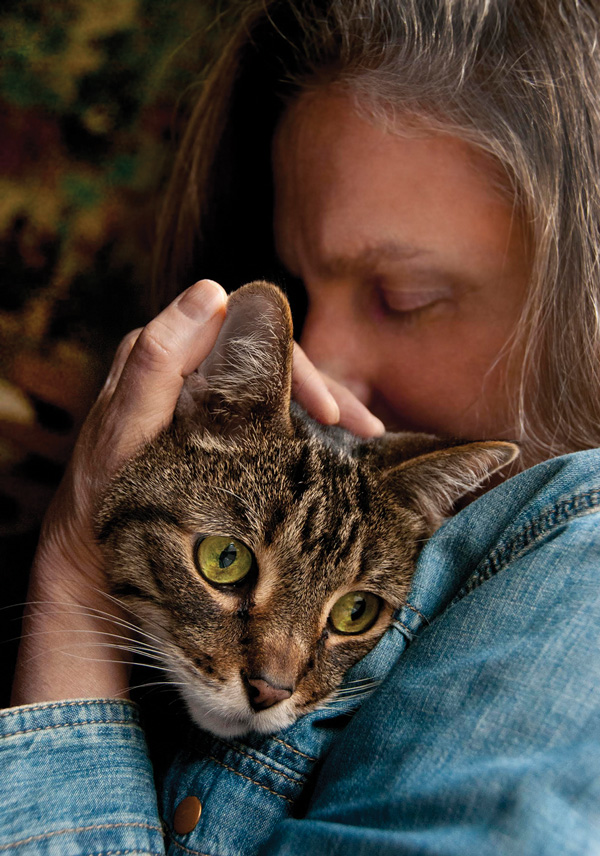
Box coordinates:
[96,281,517,738]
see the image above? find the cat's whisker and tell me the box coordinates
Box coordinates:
[316,705,354,718]
[330,685,380,699]
[92,589,172,639]
[15,626,166,662]
[92,588,144,614]
[167,691,191,712]
[332,682,380,694]
[17,624,157,647]
[130,679,187,692]
[104,641,166,661]
[25,595,163,642]
[35,650,133,667]
[66,641,169,665]
[315,700,338,712]
[328,692,375,702]
[84,646,177,672]
[20,599,169,651]
[89,654,180,679]
[335,679,380,691]
[212,485,261,530]
[50,652,179,681]
[325,680,381,706]
[134,664,181,677]
[213,485,247,505]
[328,693,375,703]
[19,638,166,671]
[32,632,174,667]
[79,631,166,655]
[19,642,122,668]
[82,608,167,647]
[22,598,142,631]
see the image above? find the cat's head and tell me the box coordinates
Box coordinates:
[96,281,518,737]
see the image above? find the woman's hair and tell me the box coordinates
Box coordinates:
[154,0,600,461]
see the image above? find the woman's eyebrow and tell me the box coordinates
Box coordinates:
[319,241,429,277]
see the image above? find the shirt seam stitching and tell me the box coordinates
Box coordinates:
[168,837,213,856]
[214,737,306,784]
[206,755,293,803]
[83,851,162,856]
[0,698,137,720]
[453,489,600,603]
[1,718,140,739]
[270,735,317,761]
[392,618,415,638]
[404,602,429,623]
[0,822,163,851]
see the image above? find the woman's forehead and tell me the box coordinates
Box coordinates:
[271,90,527,284]
[273,88,511,190]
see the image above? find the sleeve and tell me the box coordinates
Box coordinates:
[0,698,166,855]
[261,512,600,856]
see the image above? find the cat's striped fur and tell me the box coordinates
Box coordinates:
[96,282,517,737]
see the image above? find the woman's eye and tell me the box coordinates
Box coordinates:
[329,591,381,634]
[379,286,451,316]
[195,536,253,585]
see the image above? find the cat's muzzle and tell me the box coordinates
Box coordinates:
[243,674,293,711]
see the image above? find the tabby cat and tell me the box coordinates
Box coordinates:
[96,281,517,738]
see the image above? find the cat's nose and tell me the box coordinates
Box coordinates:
[244,676,293,711]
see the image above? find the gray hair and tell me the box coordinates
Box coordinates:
[155,0,600,462]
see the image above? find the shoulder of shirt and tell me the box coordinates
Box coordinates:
[450,447,600,602]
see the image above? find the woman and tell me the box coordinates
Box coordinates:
[4,1,600,853]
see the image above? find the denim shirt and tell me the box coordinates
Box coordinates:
[3,450,600,855]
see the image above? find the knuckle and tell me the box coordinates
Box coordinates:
[133,323,173,372]
[119,327,142,351]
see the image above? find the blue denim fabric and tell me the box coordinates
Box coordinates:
[3,450,600,855]
[263,453,600,856]
[0,699,164,855]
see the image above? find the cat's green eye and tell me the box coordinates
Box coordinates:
[196,536,253,585]
[329,591,381,635]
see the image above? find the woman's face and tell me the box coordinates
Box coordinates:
[272,91,531,440]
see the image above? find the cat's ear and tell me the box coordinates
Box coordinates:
[176,281,293,434]
[377,437,519,530]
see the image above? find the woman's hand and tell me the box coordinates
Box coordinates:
[11,280,228,705]
[293,343,384,438]
[11,280,383,707]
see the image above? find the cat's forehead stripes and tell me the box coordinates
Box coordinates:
[287,443,312,495]
[96,504,182,544]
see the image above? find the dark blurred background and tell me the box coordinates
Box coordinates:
[0,0,228,702]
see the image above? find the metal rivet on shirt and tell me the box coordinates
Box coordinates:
[173,795,202,834]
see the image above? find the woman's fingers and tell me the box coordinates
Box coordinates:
[84,281,385,490]
[107,280,227,459]
[321,374,385,438]
[100,328,141,398]
[292,343,385,438]
[292,344,340,425]
[100,293,384,469]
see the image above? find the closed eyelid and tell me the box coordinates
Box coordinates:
[379,284,454,313]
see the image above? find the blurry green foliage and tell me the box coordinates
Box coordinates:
[0,0,226,360]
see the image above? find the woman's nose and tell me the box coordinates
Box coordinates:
[299,299,372,406]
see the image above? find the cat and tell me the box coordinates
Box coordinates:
[95,281,518,738]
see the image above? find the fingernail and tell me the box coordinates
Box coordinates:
[177,279,227,321]
[369,415,386,436]
[320,393,341,425]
